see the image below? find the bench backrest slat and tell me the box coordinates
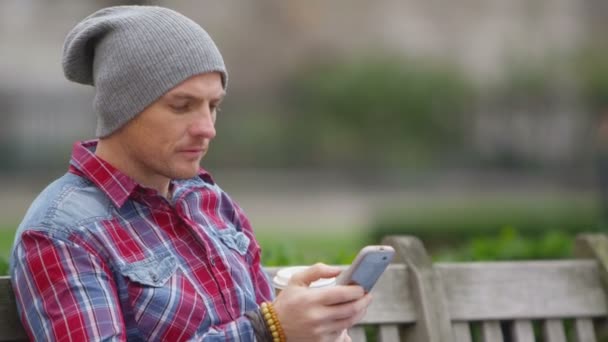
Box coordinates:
[0,276,27,342]
[482,321,504,342]
[543,319,567,342]
[511,320,534,342]
[378,324,400,342]
[348,326,366,342]
[575,318,597,342]
[452,322,472,342]
[437,260,607,320]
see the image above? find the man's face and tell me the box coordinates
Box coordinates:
[114,72,224,182]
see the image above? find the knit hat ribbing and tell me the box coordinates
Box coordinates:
[62,6,227,137]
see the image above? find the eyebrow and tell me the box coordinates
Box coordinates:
[165,91,226,102]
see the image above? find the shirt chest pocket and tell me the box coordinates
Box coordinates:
[120,254,177,287]
[216,227,250,256]
[118,254,207,340]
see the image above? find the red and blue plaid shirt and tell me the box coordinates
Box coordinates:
[10,140,274,341]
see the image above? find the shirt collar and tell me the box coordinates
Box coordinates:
[69,140,215,208]
[69,140,138,208]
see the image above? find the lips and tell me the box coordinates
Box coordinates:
[178,148,205,159]
[181,148,204,153]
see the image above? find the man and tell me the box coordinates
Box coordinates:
[10,6,371,341]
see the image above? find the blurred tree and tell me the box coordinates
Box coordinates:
[279,58,475,171]
[577,47,608,222]
[0,91,18,173]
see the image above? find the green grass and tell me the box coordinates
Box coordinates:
[0,228,15,275]
[0,228,16,260]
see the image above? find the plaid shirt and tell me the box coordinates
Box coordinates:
[10,140,274,341]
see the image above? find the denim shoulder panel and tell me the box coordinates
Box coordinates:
[14,172,113,245]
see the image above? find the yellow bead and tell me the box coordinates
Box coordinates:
[267,318,274,325]
[264,313,271,320]
[269,325,277,332]
[272,331,279,338]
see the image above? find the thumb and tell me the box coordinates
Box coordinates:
[289,263,341,287]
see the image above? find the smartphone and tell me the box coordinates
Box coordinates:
[335,245,395,292]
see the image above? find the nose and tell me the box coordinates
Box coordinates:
[189,109,216,139]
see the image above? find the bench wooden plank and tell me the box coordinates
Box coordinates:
[511,320,535,342]
[438,260,607,320]
[0,276,27,342]
[575,234,608,341]
[543,319,566,342]
[452,322,472,342]
[0,232,605,342]
[378,324,400,342]
[348,326,366,342]
[383,236,453,342]
[574,318,597,342]
[482,321,504,342]
[353,264,415,324]
[575,234,608,293]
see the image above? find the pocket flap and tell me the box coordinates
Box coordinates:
[119,255,177,287]
[217,228,250,256]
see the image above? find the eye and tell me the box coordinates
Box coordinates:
[169,102,190,113]
[210,103,222,113]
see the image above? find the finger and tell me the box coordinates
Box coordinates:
[324,307,369,334]
[337,329,349,342]
[316,285,365,305]
[288,263,342,287]
[323,293,373,321]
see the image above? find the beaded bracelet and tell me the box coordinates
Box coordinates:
[260,301,286,342]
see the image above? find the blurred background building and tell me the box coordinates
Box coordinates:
[1,0,607,257]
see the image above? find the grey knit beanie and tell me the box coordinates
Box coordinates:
[62,6,227,137]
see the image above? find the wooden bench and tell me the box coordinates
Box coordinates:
[1,234,607,341]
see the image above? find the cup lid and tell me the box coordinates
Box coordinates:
[272,266,336,289]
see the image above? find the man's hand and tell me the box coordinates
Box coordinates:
[336,329,352,342]
[272,263,372,342]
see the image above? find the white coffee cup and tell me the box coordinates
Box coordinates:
[272,266,336,294]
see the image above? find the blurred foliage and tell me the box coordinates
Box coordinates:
[0,228,14,276]
[491,62,556,106]
[0,142,71,176]
[576,47,608,113]
[369,198,603,247]
[257,231,367,266]
[0,258,6,277]
[433,227,573,261]
[257,196,600,267]
[0,229,16,261]
[279,58,475,169]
